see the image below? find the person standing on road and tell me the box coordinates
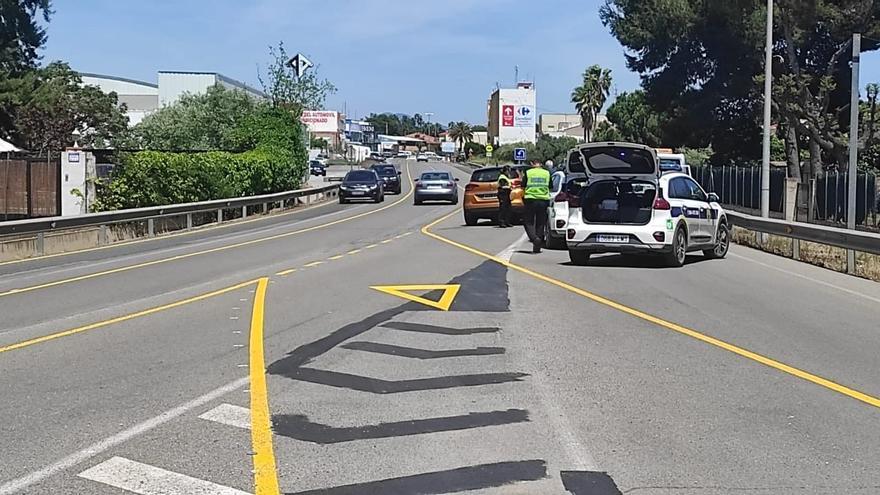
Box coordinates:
[522,159,551,253]
[497,166,513,228]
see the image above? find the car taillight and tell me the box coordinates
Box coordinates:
[568,195,581,208]
[511,178,522,188]
[465,184,478,191]
[554,192,569,203]
[446,181,455,187]
[653,197,671,210]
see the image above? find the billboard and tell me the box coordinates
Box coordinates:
[502,105,514,127]
[514,105,534,128]
[301,111,340,133]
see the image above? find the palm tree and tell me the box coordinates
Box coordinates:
[447,121,473,157]
[571,65,612,142]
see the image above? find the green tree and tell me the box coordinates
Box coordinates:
[259,41,336,112]
[447,122,473,156]
[0,0,52,74]
[604,90,664,146]
[133,85,258,151]
[5,62,128,153]
[571,64,612,142]
[600,0,765,165]
[592,121,623,142]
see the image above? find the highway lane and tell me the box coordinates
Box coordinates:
[1,159,879,494]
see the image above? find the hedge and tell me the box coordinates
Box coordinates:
[93,147,303,211]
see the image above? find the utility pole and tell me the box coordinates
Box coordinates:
[760,0,773,219]
[847,33,861,272]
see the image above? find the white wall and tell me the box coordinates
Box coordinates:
[158,72,218,106]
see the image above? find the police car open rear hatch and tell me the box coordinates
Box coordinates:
[572,142,659,181]
[571,143,660,225]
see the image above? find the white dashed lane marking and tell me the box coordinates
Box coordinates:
[78,456,250,495]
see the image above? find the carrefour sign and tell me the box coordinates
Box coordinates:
[514,105,534,128]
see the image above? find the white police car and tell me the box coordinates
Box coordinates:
[564,142,729,267]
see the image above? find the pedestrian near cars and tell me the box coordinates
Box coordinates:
[522,159,551,253]
[497,166,513,228]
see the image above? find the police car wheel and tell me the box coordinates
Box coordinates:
[704,222,730,259]
[665,227,688,267]
[569,250,591,266]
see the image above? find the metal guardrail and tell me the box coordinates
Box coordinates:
[0,184,339,237]
[727,210,880,256]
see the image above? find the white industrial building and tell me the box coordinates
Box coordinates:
[487,82,537,146]
[81,71,265,126]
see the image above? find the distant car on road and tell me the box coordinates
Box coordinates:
[396,151,408,158]
[416,153,429,162]
[309,160,326,177]
[370,163,402,194]
[369,152,385,161]
[565,142,729,267]
[339,170,384,204]
[414,171,459,205]
[462,166,525,226]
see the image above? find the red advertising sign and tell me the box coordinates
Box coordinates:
[502,105,514,127]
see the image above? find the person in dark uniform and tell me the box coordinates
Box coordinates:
[497,166,513,228]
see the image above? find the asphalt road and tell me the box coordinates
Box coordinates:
[1,159,878,494]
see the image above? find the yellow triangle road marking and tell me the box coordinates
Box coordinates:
[370,284,461,311]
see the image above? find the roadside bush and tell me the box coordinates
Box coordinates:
[94,90,308,211]
[94,148,301,210]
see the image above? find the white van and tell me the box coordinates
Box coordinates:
[656,152,692,177]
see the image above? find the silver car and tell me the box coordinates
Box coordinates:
[413,171,459,205]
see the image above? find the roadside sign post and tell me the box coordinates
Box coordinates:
[514,147,527,164]
[485,144,494,158]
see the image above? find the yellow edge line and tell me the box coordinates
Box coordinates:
[0,165,414,298]
[328,255,345,260]
[0,279,259,355]
[380,239,393,244]
[0,196,337,268]
[364,244,378,249]
[347,249,361,255]
[275,269,296,276]
[248,278,280,495]
[303,261,323,267]
[421,208,880,410]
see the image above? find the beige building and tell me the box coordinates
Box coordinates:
[538,114,581,135]
[539,113,607,141]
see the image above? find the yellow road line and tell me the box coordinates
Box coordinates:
[347,249,361,255]
[303,261,323,268]
[0,165,414,298]
[0,279,259,355]
[380,239,393,244]
[327,254,345,260]
[248,278,280,495]
[364,244,378,249]
[275,269,296,276]
[0,197,337,268]
[421,209,880,410]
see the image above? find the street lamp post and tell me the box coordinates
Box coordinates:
[761,0,773,219]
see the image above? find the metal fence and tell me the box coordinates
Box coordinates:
[812,171,877,228]
[692,165,786,213]
[693,166,879,230]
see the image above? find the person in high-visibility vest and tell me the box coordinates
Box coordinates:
[522,159,551,253]
[496,166,513,228]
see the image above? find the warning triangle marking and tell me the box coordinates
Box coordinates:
[370,284,461,311]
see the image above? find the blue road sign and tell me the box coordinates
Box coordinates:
[514,148,527,162]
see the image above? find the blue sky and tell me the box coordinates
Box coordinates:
[42,1,880,125]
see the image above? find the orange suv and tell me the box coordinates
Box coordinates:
[463,166,525,225]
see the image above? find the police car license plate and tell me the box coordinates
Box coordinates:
[597,235,628,243]
[427,184,441,189]
[351,191,365,196]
